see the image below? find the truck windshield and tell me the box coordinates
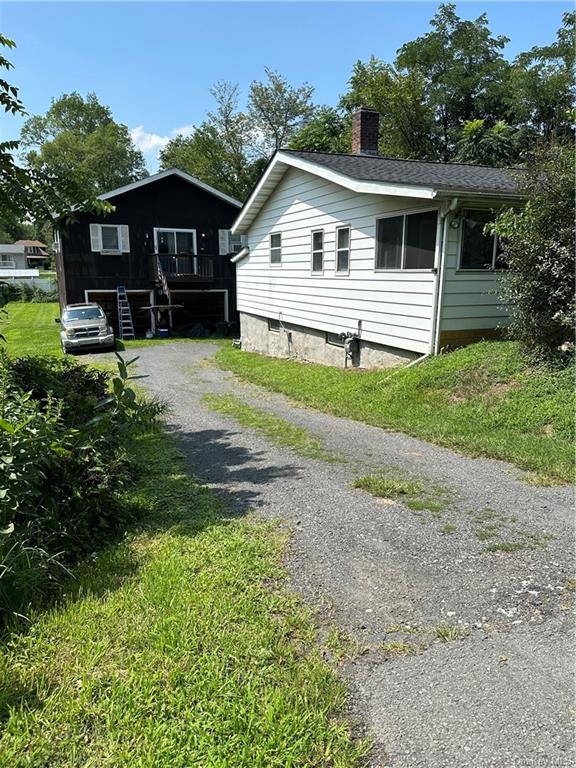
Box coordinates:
[63,308,104,322]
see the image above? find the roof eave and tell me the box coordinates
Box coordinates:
[98,168,242,208]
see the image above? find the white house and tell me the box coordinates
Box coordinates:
[230,108,524,368]
[0,243,41,280]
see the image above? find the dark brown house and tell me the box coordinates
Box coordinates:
[55,168,244,336]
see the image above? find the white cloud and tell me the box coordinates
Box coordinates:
[171,124,195,138]
[130,125,170,154]
[130,124,197,157]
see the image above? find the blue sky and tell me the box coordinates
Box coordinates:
[2,1,571,170]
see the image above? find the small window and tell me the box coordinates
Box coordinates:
[101,225,120,252]
[229,233,246,253]
[326,332,345,347]
[311,230,324,273]
[460,209,503,270]
[268,318,280,332]
[375,210,437,270]
[336,226,350,273]
[270,233,282,264]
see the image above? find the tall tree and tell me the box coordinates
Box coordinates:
[21,92,148,199]
[160,81,264,201]
[248,67,315,154]
[289,107,350,153]
[340,58,436,158]
[395,3,511,159]
[0,38,110,235]
[454,119,517,166]
[506,12,575,144]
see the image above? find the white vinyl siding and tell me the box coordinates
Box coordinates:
[439,210,510,333]
[90,223,130,254]
[236,167,438,354]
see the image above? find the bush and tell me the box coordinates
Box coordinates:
[494,143,575,365]
[4,282,58,303]
[0,352,162,625]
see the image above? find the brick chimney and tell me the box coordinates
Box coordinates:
[351,107,380,155]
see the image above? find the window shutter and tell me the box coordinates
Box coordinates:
[89,224,101,252]
[219,229,230,255]
[120,225,130,253]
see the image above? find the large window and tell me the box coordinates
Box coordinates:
[270,233,282,264]
[155,229,196,255]
[336,226,350,273]
[311,230,324,273]
[101,225,120,252]
[375,210,437,270]
[460,209,505,270]
[89,223,129,254]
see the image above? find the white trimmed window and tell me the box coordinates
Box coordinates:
[154,228,196,255]
[270,233,282,264]
[89,223,130,254]
[336,226,350,273]
[375,209,437,270]
[311,230,324,273]
[460,209,505,270]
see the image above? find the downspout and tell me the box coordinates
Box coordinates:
[430,197,458,355]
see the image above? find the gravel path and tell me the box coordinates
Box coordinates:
[119,342,575,767]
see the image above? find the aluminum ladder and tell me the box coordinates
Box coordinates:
[116,285,135,340]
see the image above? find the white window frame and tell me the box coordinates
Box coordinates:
[311,229,324,275]
[335,225,351,275]
[100,224,122,255]
[153,227,197,255]
[270,232,282,266]
[374,207,439,272]
[458,208,502,271]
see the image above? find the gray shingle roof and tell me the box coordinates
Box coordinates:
[283,150,524,196]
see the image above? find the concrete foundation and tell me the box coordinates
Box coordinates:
[239,312,419,369]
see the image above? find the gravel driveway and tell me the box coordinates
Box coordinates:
[118,342,575,767]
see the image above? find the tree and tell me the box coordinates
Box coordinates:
[395,3,511,159]
[493,143,575,364]
[340,58,436,158]
[248,67,315,154]
[454,119,517,166]
[289,107,350,153]
[160,81,264,201]
[0,37,111,234]
[506,12,575,144]
[21,92,148,200]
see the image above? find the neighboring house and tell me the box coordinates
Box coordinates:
[15,240,50,268]
[231,107,524,368]
[55,168,245,336]
[0,243,40,278]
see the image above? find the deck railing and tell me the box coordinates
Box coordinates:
[156,254,214,280]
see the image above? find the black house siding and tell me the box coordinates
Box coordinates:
[57,174,240,332]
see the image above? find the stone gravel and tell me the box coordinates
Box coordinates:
[114,342,575,767]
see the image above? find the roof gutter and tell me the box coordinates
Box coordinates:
[231,246,249,264]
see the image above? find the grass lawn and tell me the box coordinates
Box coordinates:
[215,341,575,484]
[0,429,366,767]
[1,302,225,357]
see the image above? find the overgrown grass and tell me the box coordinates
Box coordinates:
[202,393,340,462]
[0,301,224,358]
[1,300,61,356]
[215,342,575,483]
[353,472,451,517]
[0,429,366,767]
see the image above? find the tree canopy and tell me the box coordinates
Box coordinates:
[21,92,148,200]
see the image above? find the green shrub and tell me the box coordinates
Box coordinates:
[4,283,58,303]
[0,352,163,625]
[494,143,575,365]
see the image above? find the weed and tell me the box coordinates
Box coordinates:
[440,523,457,535]
[475,525,502,541]
[382,640,420,656]
[202,393,339,462]
[433,624,466,642]
[485,541,526,553]
[353,474,423,498]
